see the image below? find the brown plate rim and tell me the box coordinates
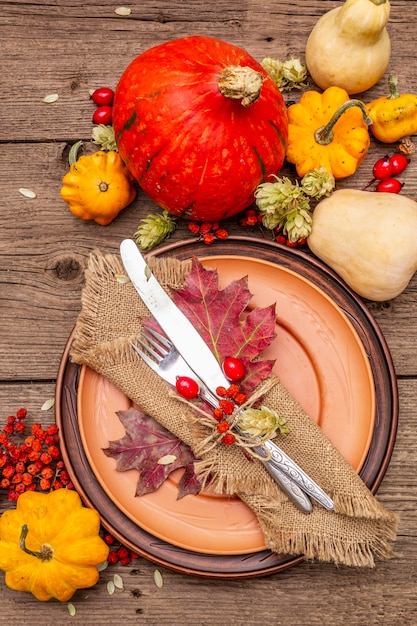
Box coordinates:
[55,236,398,579]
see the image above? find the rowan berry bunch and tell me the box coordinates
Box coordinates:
[188,220,229,245]
[0,408,73,501]
[103,532,140,566]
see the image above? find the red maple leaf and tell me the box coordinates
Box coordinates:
[171,257,277,393]
[103,407,200,498]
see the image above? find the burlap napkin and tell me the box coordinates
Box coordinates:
[70,250,399,567]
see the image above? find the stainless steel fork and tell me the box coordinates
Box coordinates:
[131,327,334,513]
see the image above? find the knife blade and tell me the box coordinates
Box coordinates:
[120,239,334,511]
[120,238,231,393]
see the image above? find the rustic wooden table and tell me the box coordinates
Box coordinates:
[1,1,416,624]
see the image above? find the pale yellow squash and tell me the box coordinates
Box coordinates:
[307,189,417,301]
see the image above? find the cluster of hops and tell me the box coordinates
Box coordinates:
[254,167,335,243]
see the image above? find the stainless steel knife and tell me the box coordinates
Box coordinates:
[120,238,334,512]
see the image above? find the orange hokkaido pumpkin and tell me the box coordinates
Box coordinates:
[112,36,288,221]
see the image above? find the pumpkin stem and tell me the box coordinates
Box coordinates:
[218,65,265,107]
[387,74,400,100]
[314,100,373,146]
[19,524,54,562]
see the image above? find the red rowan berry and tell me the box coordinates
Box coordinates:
[199,222,213,234]
[15,483,25,495]
[3,424,14,435]
[0,478,10,489]
[187,222,200,234]
[219,399,234,415]
[31,439,42,452]
[39,478,51,491]
[104,533,116,545]
[226,384,240,399]
[40,452,52,465]
[202,233,215,245]
[216,421,229,434]
[2,464,15,479]
[22,473,33,486]
[41,466,54,480]
[28,450,40,462]
[213,408,224,421]
[6,415,16,425]
[234,393,248,406]
[14,421,26,433]
[221,433,236,445]
[16,408,27,419]
[117,547,130,560]
[48,446,61,460]
[15,461,25,474]
[107,551,119,564]
[215,228,229,240]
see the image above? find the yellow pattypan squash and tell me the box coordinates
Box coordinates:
[0,489,109,602]
[286,86,372,179]
[61,150,137,225]
[366,74,417,143]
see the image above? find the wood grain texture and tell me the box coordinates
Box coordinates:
[1,1,417,623]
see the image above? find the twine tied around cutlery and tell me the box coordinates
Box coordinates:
[70,250,399,568]
[170,375,281,462]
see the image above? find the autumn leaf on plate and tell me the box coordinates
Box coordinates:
[103,407,200,497]
[170,257,277,393]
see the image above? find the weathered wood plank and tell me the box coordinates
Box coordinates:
[1,1,416,623]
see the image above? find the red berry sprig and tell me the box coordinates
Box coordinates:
[103,532,139,566]
[364,153,411,193]
[0,408,73,501]
[187,221,229,245]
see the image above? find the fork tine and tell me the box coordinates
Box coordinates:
[142,327,172,355]
[133,335,164,363]
[130,340,159,371]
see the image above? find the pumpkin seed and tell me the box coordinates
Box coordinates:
[107,580,115,595]
[67,603,76,617]
[153,569,164,588]
[114,273,130,284]
[113,573,124,590]
[43,93,59,103]
[97,560,109,572]
[41,397,55,411]
[18,188,37,199]
[158,454,177,465]
[115,6,132,16]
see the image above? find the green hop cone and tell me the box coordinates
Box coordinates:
[91,125,117,151]
[134,210,177,251]
[301,167,335,199]
[237,405,289,441]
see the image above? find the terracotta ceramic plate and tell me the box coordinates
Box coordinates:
[56,237,398,578]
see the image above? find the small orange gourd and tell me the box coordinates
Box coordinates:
[61,150,137,225]
[0,489,109,601]
[286,86,372,179]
